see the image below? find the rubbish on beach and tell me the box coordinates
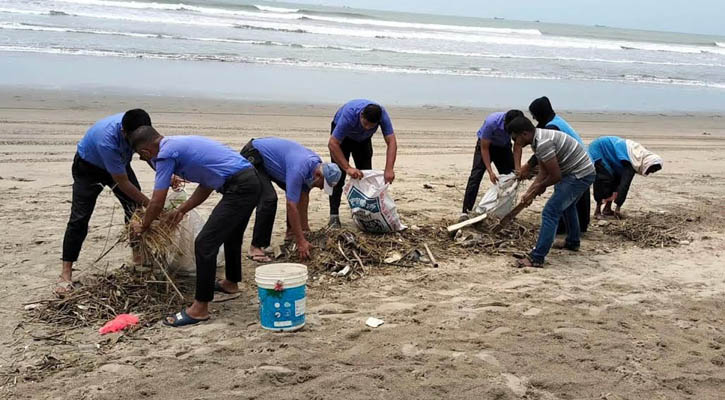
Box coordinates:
[344,170,406,233]
[25,266,190,328]
[423,243,439,268]
[447,213,488,233]
[365,317,384,328]
[600,211,698,248]
[475,173,521,218]
[384,252,403,264]
[331,265,351,277]
[98,314,139,335]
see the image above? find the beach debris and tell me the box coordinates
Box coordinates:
[423,183,435,189]
[365,317,384,328]
[423,243,439,268]
[384,252,403,264]
[331,265,352,277]
[98,314,139,335]
[25,266,190,328]
[600,211,698,248]
[447,213,489,233]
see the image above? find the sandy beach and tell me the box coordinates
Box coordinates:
[1,89,724,399]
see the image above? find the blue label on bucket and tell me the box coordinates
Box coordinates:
[258,284,306,330]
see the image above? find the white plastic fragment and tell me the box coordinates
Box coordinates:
[365,317,384,328]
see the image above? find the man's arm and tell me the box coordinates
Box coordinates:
[614,162,636,208]
[329,136,362,179]
[140,189,168,231]
[297,191,310,232]
[286,199,311,259]
[521,157,561,204]
[383,133,397,184]
[111,173,150,206]
[479,139,497,184]
[513,142,523,171]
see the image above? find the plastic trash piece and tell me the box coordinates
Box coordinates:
[99,314,139,335]
[365,317,384,328]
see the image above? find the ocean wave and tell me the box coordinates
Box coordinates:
[2,44,723,90]
[52,0,542,36]
[3,21,723,68]
[3,3,724,56]
[253,5,298,13]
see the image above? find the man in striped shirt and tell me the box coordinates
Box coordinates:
[506,116,595,268]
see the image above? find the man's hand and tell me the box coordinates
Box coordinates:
[171,175,186,190]
[164,209,186,227]
[601,192,618,205]
[130,220,145,239]
[516,164,532,181]
[297,239,312,260]
[488,171,498,185]
[384,168,395,184]
[346,167,363,180]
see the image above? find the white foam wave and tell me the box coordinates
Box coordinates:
[2,44,724,90]
[716,42,725,48]
[253,5,299,13]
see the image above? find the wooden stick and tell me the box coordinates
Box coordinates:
[423,243,439,268]
[447,213,488,233]
[352,250,367,274]
[155,261,184,300]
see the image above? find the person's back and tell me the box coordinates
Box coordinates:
[532,129,593,178]
[588,136,629,176]
[77,113,134,174]
[251,137,320,185]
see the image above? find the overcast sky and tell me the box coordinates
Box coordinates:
[280,0,725,36]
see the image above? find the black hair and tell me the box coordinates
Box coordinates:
[505,116,536,137]
[361,104,382,124]
[645,163,662,175]
[121,109,151,133]
[128,125,162,152]
[504,109,524,128]
[528,96,556,128]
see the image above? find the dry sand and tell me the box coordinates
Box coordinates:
[0,89,724,399]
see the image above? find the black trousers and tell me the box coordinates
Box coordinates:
[240,140,283,249]
[329,122,373,216]
[194,167,261,302]
[62,153,141,262]
[557,188,591,233]
[462,140,515,214]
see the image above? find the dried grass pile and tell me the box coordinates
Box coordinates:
[600,211,698,247]
[26,266,190,328]
[453,216,538,254]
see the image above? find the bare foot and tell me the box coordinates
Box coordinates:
[247,246,272,262]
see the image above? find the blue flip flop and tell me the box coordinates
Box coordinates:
[163,308,209,327]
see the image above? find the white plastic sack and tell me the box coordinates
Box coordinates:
[164,189,224,276]
[474,173,520,218]
[344,170,406,233]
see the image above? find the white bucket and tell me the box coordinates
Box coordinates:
[254,263,308,332]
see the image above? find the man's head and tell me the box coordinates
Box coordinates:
[528,96,555,127]
[307,162,342,195]
[504,109,524,127]
[505,116,536,147]
[121,109,151,137]
[128,126,163,161]
[360,104,382,130]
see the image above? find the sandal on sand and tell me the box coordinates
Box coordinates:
[247,254,272,263]
[54,278,80,294]
[163,309,209,327]
[514,256,543,269]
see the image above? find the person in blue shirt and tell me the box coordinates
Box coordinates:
[328,99,397,228]
[460,110,523,220]
[129,126,261,327]
[240,137,341,261]
[59,109,153,292]
[513,96,591,233]
[588,136,663,219]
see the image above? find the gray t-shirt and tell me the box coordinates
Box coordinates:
[532,129,594,178]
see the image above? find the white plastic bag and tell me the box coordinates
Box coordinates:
[164,189,225,276]
[474,173,520,218]
[344,170,406,233]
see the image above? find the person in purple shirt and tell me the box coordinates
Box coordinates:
[240,137,341,261]
[460,110,523,220]
[59,109,152,292]
[129,126,260,327]
[328,99,397,228]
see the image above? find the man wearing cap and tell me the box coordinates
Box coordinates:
[241,137,341,260]
[328,99,397,228]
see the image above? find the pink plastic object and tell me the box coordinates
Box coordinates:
[99,314,139,334]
